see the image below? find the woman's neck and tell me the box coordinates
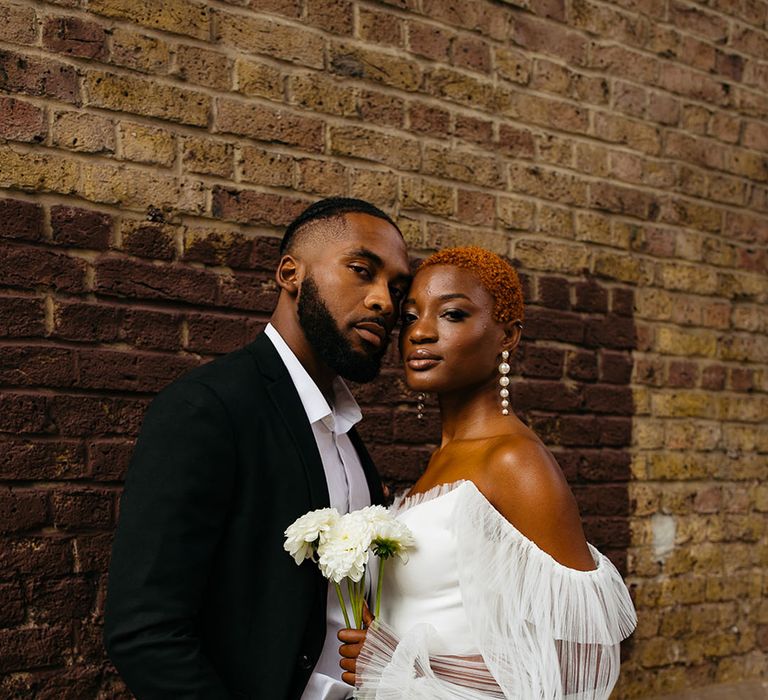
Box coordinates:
[437,380,510,445]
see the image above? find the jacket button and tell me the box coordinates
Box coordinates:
[299,653,313,670]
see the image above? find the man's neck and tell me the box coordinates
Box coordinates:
[269,313,336,396]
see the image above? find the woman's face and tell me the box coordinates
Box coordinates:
[399,264,510,394]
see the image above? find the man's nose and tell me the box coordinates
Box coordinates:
[364,280,395,316]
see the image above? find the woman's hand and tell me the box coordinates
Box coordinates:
[338,603,374,686]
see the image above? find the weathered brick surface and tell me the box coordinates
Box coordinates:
[1,0,766,695]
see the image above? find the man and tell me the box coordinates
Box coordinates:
[104,197,412,699]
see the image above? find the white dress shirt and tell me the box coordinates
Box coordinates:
[264,324,370,700]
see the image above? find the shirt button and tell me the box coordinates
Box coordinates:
[299,653,313,670]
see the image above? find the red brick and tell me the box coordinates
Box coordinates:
[511,13,587,65]
[730,367,755,392]
[95,257,218,305]
[559,415,600,446]
[407,20,453,62]
[0,243,88,293]
[212,186,308,227]
[217,272,279,313]
[121,221,177,260]
[0,346,76,389]
[600,351,633,384]
[567,350,598,382]
[0,393,52,433]
[87,441,134,482]
[49,395,147,437]
[53,300,122,343]
[408,102,451,137]
[123,309,182,351]
[359,8,403,46]
[573,280,608,312]
[598,417,632,446]
[0,581,25,626]
[497,124,536,158]
[51,205,113,250]
[0,439,87,480]
[585,314,635,349]
[668,360,698,388]
[573,484,629,516]
[0,627,69,673]
[567,450,632,483]
[183,230,255,269]
[512,380,582,412]
[0,3,37,46]
[28,576,96,623]
[50,489,113,530]
[0,295,46,337]
[0,198,44,241]
[611,288,635,316]
[0,49,79,104]
[456,189,495,225]
[455,115,493,146]
[520,345,565,378]
[77,348,199,392]
[583,384,633,414]
[523,308,585,344]
[422,0,508,40]
[451,34,491,73]
[357,90,405,128]
[43,16,108,60]
[186,313,250,354]
[0,536,73,579]
[305,0,353,34]
[0,488,49,534]
[537,276,570,309]
[0,96,46,143]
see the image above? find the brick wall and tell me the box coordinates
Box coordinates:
[0,0,766,697]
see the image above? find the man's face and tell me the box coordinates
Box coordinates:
[296,213,411,383]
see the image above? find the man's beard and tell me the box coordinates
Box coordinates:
[297,276,388,383]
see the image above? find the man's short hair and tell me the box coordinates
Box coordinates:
[279,197,401,254]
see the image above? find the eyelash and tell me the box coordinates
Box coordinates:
[402,309,469,325]
[350,265,405,302]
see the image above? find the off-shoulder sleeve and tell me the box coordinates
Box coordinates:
[356,483,636,699]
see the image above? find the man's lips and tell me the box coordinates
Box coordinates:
[406,349,442,370]
[353,322,385,347]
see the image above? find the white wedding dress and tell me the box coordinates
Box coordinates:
[356,480,636,699]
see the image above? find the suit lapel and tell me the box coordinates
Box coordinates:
[246,334,330,511]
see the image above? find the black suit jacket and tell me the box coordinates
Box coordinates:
[104,332,384,699]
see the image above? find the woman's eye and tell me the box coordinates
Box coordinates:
[442,309,468,321]
[390,286,405,301]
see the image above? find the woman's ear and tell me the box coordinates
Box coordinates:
[501,320,523,354]
[275,255,301,295]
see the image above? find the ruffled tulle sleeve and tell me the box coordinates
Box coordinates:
[355,482,636,699]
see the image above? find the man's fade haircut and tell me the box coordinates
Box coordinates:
[279,197,401,255]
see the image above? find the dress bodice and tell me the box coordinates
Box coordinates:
[378,482,476,655]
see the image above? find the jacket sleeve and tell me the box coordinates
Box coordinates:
[103,380,237,699]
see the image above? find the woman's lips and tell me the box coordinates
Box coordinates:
[406,350,441,371]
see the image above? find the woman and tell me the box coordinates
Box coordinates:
[339,246,636,699]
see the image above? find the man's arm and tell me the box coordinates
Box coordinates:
[104,380,237,699]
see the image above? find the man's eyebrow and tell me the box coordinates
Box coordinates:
[346,248,383,266]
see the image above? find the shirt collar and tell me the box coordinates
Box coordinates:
[264,324,362,434]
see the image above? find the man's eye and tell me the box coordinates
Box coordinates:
[350,265,371,278]
[402,312,417,325]
[390,286,405,301]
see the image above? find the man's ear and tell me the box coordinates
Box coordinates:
[275,255,301,295]
[501,320,523,354]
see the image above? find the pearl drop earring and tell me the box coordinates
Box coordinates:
[498,350,510,415]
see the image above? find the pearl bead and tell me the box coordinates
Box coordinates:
[500,388,509,398]
[499,376,510,387]
[502,409,509,415]
[498,362,510,374]
[501,399,509,407]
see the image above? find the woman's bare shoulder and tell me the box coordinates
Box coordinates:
[474,434,596,570]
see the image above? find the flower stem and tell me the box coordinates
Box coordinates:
[335,582,351,629]
[375,557,385,619]
[347,578,361,629]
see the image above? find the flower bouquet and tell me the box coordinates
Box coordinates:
[284,505,414,629]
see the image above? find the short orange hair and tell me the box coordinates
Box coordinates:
[418,246,524,324]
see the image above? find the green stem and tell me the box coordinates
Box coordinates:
[347,578,361,629]
[375,556,385,619]
[335,582,351,629]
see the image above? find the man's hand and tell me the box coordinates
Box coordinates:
[338,603,374,686]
